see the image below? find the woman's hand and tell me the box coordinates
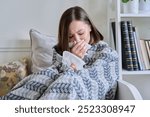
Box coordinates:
[70,63,77,71]
[70,40,88,59]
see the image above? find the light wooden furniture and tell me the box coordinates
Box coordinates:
[107,0,150,99]
[0,39,143,100]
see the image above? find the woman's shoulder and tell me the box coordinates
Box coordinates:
[91,41,110,51]
[53,45,63,56]
[92,41,118,60]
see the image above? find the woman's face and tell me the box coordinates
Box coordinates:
[68,20,91,44]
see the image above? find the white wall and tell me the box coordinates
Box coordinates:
[0,0,108,42]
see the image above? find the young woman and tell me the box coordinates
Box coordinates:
[1,6,119,100]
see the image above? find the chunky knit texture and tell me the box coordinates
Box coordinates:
[0,41,119,100]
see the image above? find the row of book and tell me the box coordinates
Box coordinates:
[111,20,150,71]
[140,39,150,70]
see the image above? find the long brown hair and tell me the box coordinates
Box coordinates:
[56,6,103,54]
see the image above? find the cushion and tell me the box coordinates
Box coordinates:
[29,29,57,73]
[0,58,28,96]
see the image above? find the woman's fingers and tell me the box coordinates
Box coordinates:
[70,63,77,70]
[71,40,87,58]
[72,40,84,50]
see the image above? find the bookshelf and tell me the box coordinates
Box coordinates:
[107,0,150,99]
[120,13,150,17]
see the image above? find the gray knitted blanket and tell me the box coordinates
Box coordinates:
[0,41,119,100]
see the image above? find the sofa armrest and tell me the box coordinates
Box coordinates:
[116,80,143,100]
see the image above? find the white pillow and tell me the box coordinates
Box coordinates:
[29,29,57,73]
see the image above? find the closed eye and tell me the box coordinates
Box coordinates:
[78,32,84,35]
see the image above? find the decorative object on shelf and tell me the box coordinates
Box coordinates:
[121,0,139,14]
[139,0,150,13]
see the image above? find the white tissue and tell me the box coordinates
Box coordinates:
[86,43,92,50]
[62,51,86,70]
[69,42,74,48]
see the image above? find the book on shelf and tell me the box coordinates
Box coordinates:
[111,21,116,49]
[147,41,150,61]
[127,21,140,71]
[109,19,116,50]
[120,21,134,71]
[144,40,150,63]
[139,39,150,70]
[144,40,150,61]
[132,26,146,70]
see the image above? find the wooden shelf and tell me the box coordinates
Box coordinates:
[122,70,150,75]
[120,13,150,18]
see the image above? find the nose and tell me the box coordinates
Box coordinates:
[74,34,81,43]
